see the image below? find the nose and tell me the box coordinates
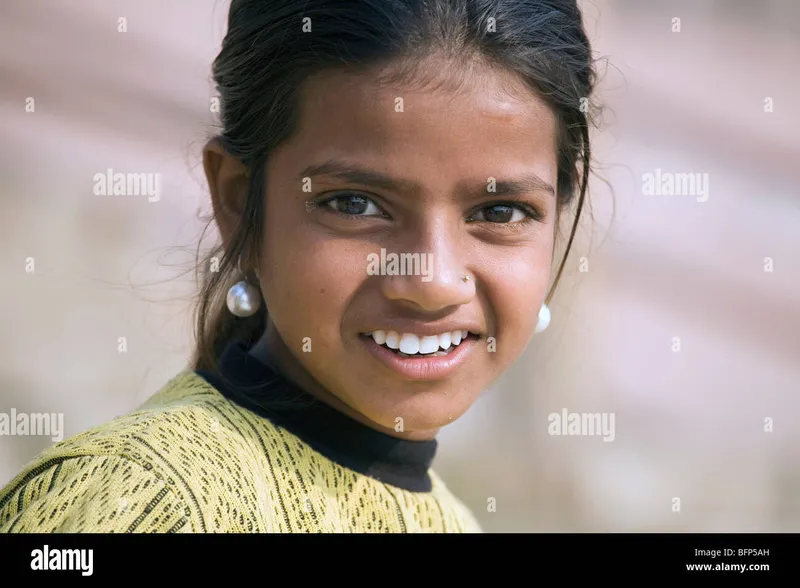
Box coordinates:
[378,223,474,313]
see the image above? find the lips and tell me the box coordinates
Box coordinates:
[359,331,479,381]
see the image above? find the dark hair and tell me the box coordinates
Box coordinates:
[193,0,599,372]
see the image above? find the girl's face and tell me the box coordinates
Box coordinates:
[254,60,558,440]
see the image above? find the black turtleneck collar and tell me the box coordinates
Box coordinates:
[195,341,437,493]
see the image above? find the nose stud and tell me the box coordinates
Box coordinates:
[462,275,471,283]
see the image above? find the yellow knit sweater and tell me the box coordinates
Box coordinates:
[0,368,482,533]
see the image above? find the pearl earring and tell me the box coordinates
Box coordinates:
[226,264,262,317]
[535,303,551,334]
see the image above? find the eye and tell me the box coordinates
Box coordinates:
[468,203,533,224]
[323,192,386,217]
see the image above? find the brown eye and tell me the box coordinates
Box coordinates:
[471,204,528,223]
[324,193,384,216]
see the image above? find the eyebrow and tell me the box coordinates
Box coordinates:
[297,159,555,199]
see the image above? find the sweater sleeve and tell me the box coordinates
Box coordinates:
[0,454,193,533]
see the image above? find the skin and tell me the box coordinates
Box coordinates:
[204,57,559,441]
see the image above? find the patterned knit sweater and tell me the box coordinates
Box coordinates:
[0,342,482,533]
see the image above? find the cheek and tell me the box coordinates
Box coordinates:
[260,220,358,348]
[483,236,553,345]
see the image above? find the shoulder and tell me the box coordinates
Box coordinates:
[0,371,275,532]
[429,469,484,533]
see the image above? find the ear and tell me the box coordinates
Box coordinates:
[203,139,250,252]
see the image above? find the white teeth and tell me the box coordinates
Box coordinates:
[385,331,400,350]
[368,329,473,355]
[418,336,439,355]
[399,333,420,354]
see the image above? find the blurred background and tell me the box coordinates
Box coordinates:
[1,0,798,532]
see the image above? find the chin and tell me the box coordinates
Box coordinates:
[353,386,477,435]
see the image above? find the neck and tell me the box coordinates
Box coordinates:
[248,322,439,441]
[197,336,439,492]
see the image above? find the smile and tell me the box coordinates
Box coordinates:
[359,330,480,381]
[365,330,476,357]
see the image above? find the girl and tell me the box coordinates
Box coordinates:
[0,0,595,533]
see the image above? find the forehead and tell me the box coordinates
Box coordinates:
[276,59,558,184]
